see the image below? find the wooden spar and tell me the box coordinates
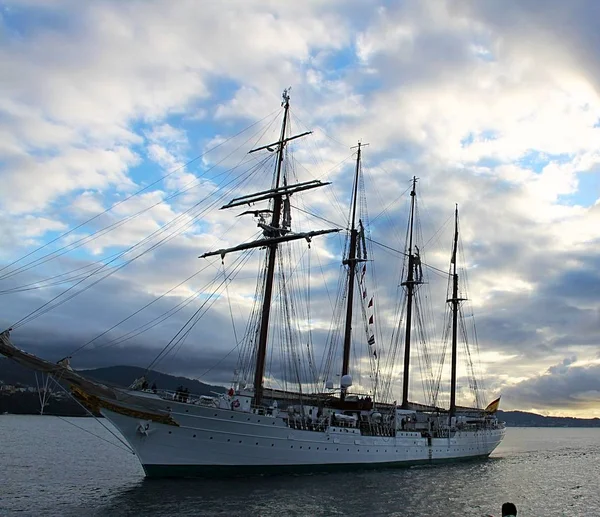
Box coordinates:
[340,142,363,400]
[221,180,330,210]
[199,228,340,259]
[401,176,420,409]
[248,131,312,154]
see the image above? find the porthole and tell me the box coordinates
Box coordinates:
[168,431,172,434]
[209,437,213,440]
[239,440,242,444]
[193,434,196,438]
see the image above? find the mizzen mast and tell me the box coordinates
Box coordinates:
[401,176,423,409]
[448,204,466,418]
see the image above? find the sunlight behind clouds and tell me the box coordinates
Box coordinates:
[1,0,599,416]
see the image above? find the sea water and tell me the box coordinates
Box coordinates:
[1,415,599,516]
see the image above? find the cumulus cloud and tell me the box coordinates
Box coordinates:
[1,0,600,416]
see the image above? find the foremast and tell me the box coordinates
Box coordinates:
[252,90,290,407]
[200,90,338,406]
[401,177,423,409]
[448,204,466,419]
[340,142,365,400]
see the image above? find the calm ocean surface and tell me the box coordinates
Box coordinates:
[1,415,599,516]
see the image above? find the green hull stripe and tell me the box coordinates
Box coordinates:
[142,455,490,478]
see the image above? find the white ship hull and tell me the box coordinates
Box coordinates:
[102,395,505,478]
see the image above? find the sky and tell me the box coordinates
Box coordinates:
[1,0,600,418]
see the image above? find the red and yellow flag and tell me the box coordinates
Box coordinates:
[484,396,501,413]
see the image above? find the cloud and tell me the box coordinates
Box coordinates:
[503,357,600,416]
[1,0,600,416]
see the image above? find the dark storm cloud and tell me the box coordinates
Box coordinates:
[503,357,600,410]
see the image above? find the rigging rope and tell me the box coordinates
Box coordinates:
[146,249,255,372]
[0,109,281,281]
[48,376,135,454]
[9,154,271,330]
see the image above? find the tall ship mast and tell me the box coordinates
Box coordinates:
[0,91,504,477]
[340,142,366,401]
[400,177,423,409]
[448,204,466,420]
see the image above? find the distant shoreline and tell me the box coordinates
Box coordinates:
[2,393,599,427]
[2,361,598,425]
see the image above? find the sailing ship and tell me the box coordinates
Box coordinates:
[0,90,504,477]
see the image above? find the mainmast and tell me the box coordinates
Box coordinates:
[340,142,364,400]
[448,204,465,419]
[401,176,422,409]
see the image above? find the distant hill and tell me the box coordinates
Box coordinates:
[81,365,227,395]
[0,359,226,396]
[497,409,600,428]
